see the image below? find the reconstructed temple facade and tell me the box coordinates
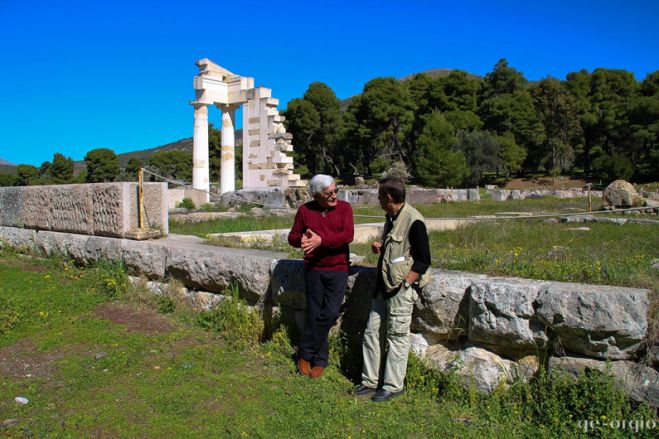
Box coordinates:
[191,59,305,201]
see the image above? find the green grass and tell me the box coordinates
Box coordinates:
[170,197,596,238]
[1,250,655,438]
[170,215,296,237]
[352,220,658,292]
[172,197,657,294]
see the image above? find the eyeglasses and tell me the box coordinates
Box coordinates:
[322,189,338,198]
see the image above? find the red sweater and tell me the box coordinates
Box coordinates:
[288,200,354,271]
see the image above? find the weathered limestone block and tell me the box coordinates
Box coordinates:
[35,231,90,262]
[0,226,36,250]
[489,190,509,201]
[549,356,659,408]
[20,186,56,231]
[0,187,22,226]
[53,185,95,234]
[93,184,124,236]
[343,266,377,321]
[85,236,124,263]
[165,244,283,304]
[425,343,538,393]
[410,332,431,358]
[0,183,168,238]
[535,283,649,359]
[121,240,168,279]
[216,188,296,209]
[468,278,549,352]
[412,270,488,341]
[603,180,644,208]
[270,259,306,309]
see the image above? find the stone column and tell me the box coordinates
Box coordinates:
[192,102,210,203]
[220,105,236,194]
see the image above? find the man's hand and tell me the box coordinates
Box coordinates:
[301,229,322,255]
[371,241,382,254]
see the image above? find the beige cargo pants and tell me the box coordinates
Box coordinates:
[361,284,418,393]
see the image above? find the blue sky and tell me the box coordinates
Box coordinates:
[1,0,657,166]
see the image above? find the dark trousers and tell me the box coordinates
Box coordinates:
[299,269,348,367]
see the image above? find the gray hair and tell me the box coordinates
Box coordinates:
[309,174,335,196]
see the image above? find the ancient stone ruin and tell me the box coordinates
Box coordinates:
[0,183,168,238]
[191,58,305,202]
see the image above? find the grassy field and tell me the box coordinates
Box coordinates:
[171,197,658,293]
[171,197,598,237]
[0,251,655,438]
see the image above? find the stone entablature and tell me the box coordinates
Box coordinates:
[0,183,168,238]
[191,58,304,200]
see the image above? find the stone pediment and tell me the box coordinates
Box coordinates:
[195,58,237,79]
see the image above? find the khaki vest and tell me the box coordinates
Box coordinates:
[381,203,429,293]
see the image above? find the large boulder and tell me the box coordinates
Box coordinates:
[603,180,644,208]
[535,283,649,359]
[0,226,36,250]
[412,270,487,342]
[549,356,659,408]
[121,240,168,279]
[468,278,549,354]
[34,231,89,263]
[425,343,538,393]
[165,243,283,304]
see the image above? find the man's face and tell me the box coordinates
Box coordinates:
[316,183,338,209]
[377,188,389,212]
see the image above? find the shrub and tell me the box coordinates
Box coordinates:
[87,260,129,299]
[177,197,196,210]
[195,283,263,349]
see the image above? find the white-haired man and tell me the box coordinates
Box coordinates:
[288,174,354,378]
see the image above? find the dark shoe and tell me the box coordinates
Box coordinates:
[297,357,311,376]
[310,366,325,378]
[371,388,404,402]
[353,384,376,396]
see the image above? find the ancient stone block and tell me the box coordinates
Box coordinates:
[535,283,649,359]
[468,278,549,352]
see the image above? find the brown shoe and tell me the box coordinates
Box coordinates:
[297,357,311,376]
[310,366,325,379]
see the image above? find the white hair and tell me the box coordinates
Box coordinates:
[309,174,335,196]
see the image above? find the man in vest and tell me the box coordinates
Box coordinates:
[288,174,354,379]
[354,176,431,402]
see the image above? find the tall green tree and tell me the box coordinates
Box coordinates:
[303,82,344,175]
[621,72,659,181]
[125,157,143,176]
[454,130,501,185]
[85,148,120,183]
[438,70,481,112]
[414,112,469,187]
[345,77,414,174]
[480,59,528,100]
[478,59,543,173]
[50,152,74,183]
[16,164,40,186]
[283,98,321,174]
[532,77,581,180]
[149,150,192,182]
[0,173,18,187]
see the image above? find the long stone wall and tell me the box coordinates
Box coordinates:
[487,187,603,201]
[0,226,655,407]
[0,183,168,238]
